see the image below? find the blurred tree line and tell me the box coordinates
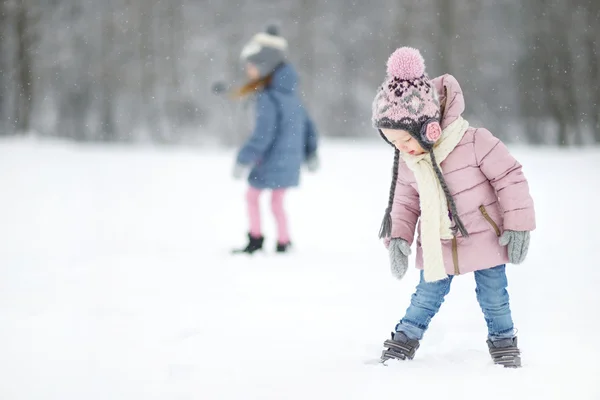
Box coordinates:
[0,0,598,146]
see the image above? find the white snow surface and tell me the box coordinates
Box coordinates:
[1,137,599,400]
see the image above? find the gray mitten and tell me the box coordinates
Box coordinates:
[306,154,320,172]
[232,163,250,180]
[389,238,411,280]
[499,230,530,264]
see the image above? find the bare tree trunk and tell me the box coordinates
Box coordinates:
[297,0,316,100]
[535,2,577,147]
[585,1,600,142]
[223,3,244,145]
[589,37,600,142]
[100,0,116,141]
[592,43,600,142]
[139,0,150,128]
[394,0,413,48]
[338,2,356,131]
[14,0,33,133]
[151,0,168,142]
[554,9,577,146]
[0,0,7,134]
[541,54,569,147]
[120,0,140,140]
[139,0,161,142]
[437,0,455,74]
[517,1,544,145]
[168,0,181,88]
[162,0,181,142]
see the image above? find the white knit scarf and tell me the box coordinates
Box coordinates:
[402,117,470,282]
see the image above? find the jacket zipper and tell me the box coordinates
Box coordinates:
[452,236,460,275]
[479,205,501,237]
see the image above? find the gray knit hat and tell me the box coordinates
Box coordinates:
[240,25,288,78]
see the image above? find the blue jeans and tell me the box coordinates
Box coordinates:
[395,264,515,341]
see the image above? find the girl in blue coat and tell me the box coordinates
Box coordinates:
[231,25,319,254]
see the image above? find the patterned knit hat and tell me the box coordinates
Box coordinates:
[372,47,441,149]
[240,24,288,78]
[372,47,469,240]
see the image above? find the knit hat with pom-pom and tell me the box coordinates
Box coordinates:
[240,24,288,78]
[372,47,440,149]
[372,48,469,241]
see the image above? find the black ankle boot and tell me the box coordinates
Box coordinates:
[381,331,420,362]
[232,233,264,254]
[487,336,521,368]
[276,241,291,253]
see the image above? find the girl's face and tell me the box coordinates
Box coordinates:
[381,128,427,155]
[246,63,260,80]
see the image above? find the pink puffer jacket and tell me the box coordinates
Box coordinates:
[389,74,536,275]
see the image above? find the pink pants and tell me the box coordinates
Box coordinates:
[246,186,290,244]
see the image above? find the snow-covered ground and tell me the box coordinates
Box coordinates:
[1,137,599,400]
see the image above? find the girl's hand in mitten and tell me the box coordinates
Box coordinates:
[232,163,250,180]
[499,230,530,264]
[389,238,411,280]
[306,154,320,172]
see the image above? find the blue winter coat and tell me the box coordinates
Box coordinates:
[236,63,319,189]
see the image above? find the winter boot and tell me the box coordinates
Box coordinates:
[276,241,292,253]
[487,336,521,368]
[381,331,420,362]
[232,233,264,255]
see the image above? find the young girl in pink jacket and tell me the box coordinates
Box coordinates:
[372,47,536,368]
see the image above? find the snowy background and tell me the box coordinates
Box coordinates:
[1,1,600,399]
[0,138,599,399]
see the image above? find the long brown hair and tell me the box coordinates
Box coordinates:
[233,74,274,98]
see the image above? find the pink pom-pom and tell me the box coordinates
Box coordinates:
[386,47,425,79]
